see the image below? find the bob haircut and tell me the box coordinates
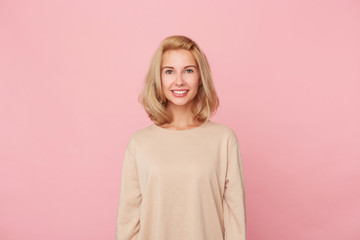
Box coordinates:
[138,35,219,126]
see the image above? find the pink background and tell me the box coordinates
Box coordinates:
[1,0,359,239]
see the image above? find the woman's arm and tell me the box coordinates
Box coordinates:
[223,137,246,240]
[116,140,142,240]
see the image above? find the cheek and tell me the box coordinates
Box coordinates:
[190,74,200,85]
[161,76,171,90]
[160,74,167,84]
[161,74,173,83]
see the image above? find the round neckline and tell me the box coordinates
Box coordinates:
[152,120,211,133]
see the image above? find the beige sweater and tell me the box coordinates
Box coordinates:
[116,120,246,240]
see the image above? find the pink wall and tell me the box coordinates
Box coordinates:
[1,0,359,239]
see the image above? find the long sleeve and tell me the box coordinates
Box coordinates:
[116,140,142,240]
[223,137,246,240]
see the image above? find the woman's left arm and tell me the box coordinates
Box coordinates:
[223,137,246,240]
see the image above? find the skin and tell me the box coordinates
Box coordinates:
[160,49,201,130]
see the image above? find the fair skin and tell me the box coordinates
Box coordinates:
[160,49,201,130]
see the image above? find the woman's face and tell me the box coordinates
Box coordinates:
[161,49,200,108]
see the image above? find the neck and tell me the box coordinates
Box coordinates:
[163,102,200,129]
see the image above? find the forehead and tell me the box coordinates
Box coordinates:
[161,49,197,66]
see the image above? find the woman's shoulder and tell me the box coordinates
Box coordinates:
[207,120,238,138]
[207,121,241,150]
[122,124,154,150]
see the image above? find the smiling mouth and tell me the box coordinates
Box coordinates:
[171,90,189,94]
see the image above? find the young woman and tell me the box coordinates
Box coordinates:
[116,35,246,240]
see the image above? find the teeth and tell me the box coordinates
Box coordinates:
[173,90,188,94]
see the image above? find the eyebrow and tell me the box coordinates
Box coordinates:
[161,65,198,70]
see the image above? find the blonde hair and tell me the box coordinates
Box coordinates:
[138,35,220,126]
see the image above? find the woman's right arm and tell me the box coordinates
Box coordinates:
[116,140,142,240]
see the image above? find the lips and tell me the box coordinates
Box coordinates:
[171,89,189,97]
[171,90,189,94]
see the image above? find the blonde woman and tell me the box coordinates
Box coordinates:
[116,35,246,240]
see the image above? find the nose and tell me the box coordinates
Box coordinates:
[175,72,185,87]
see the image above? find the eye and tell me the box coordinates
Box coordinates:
[165,69,173,74]
[185,69,194,73]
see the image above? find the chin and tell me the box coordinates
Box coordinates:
[169,99,194,107]
[171,101,188,106]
